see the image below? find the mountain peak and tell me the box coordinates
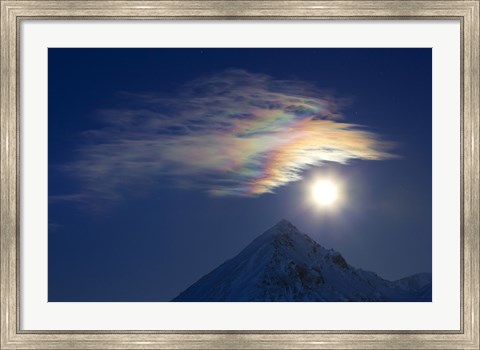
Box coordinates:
[172,220,432,302]
[275,218,295,227]
[267,219,299,236]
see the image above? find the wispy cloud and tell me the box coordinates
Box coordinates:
[59,69,395,200]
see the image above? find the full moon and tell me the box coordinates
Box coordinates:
[312,180,338,206]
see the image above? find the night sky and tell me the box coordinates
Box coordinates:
[48,48,432,301]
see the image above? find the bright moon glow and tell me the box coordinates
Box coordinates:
[312,180,338,206]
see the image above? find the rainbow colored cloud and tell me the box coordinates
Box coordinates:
[64,69,394,199]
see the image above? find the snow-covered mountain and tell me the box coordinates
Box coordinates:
[172,219,431,302]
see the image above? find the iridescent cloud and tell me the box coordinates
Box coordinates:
[63,69,395,199]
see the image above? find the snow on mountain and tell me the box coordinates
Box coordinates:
[392,272,432,291]
[391,273,432,301]
[172,219,431,302]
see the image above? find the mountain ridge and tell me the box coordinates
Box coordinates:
[172,219,431,302]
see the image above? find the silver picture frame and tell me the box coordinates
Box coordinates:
[1,1,478,349]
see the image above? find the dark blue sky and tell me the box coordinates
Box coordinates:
[48,48,432,301]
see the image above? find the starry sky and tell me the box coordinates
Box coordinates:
[48,48,432,301]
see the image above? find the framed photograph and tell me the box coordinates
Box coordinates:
[1,1,478,349]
